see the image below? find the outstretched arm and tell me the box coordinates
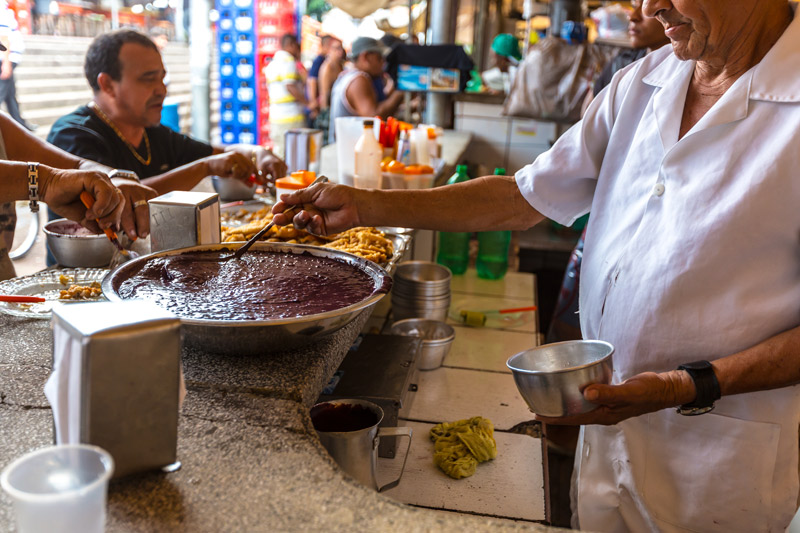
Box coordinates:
[272,175,544,235]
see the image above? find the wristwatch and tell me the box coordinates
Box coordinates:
[108,169,140,182]
[676,360,721,416]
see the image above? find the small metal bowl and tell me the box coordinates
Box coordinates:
[211,175,257,201]
[390,318,455,370]
[506,340,614,417]
[43,219,116,268]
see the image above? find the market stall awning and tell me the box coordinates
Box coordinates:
[327,0,392,19]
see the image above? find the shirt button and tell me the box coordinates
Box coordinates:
[653,183,665,197]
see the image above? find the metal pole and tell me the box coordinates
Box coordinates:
[190,0,212,142]
[111,0,119,30]
[473,0,490,72]
[175,0,187,43]
[404,0,413,123]
[426,0,454,127]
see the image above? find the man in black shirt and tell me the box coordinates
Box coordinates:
[48,30,286,198]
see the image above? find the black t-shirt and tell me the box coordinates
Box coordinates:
[47,105,214,178]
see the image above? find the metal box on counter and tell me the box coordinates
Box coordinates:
[149,191,220,252]
[318,334,421,458]
[48,300,182,478]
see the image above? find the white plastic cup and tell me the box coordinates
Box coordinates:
[334,116,379,187]
[1,444,114,533]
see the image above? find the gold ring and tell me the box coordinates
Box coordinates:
[133,200,148,208]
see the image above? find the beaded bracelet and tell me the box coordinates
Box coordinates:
[27,162,39,213]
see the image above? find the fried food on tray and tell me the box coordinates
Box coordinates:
[59,281,102,300]
[221,212,394,264]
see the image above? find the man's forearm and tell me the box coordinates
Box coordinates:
[376,90,405,118]
[357,175,543,232]
[711,324,800,398]
[140,159,209,195]
[286,82,307,106]
[0,161,32,203]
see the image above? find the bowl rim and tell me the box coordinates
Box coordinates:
[102,242,392,327]
[43,218,108,240]
[506,340,614,375]
[390,318,455,343]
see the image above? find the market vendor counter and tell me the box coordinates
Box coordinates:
[0,309,563,532]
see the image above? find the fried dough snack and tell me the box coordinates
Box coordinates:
[59,281,102,300]
[221,211,394,264]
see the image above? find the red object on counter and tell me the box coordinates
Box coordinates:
[0,295,46,303]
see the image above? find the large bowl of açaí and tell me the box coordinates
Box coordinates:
[102,242,392,355]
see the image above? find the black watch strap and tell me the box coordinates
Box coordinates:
[676,360,721,416]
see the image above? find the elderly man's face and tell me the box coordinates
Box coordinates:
[642,0,754,61]
[113,42,167,127]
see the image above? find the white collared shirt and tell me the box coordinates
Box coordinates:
[516,10,800,533]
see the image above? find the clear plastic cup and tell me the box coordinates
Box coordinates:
[1,444,114,533]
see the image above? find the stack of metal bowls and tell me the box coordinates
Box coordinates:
[391,261,451,321]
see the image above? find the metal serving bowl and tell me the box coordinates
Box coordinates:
[102,242,392,355]
[506,340,614,417]
[390,318,455,370]
[43,219,116,268]
[212,175,257,201]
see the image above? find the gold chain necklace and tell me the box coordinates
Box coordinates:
[89,101,152,166]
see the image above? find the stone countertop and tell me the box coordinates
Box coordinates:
[0,311,565,532]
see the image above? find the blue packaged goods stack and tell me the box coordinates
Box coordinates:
[216,0,258,145]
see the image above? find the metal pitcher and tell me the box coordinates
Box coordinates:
[284,128,323,175]
[311,399,412,492]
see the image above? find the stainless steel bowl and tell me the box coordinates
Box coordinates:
[43,219,116,268]
[390,318,455,370]
[102,242,392,355]
[506,340,614,417]
[394,261,451,288]
[212,175,257,201]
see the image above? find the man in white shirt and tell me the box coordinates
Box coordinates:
[263,33,306,158]
[274,1,800,530]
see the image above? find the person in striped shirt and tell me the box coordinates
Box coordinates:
[263,34,307,158]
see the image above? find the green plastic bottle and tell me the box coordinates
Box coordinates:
[476,168,512,280]
[436,165,471,275]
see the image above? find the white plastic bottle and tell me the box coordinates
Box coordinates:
[410,127,430,166]
[354,119,382,189]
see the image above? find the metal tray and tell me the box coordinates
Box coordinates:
[219,200,410,272]
[102,243,392,356]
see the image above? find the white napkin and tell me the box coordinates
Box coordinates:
[43,327,84,444]
[44,323,187,445]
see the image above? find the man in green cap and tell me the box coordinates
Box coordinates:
[481,33,521,93]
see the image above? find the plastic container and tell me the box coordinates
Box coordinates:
[1,444,114,533]
[334,116,378,186]
[275,170,315,199]
[476,167,511,279]
[436,164,471,275]
[354,119,382,189]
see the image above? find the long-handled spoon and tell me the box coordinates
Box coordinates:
[230,174,329,260]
